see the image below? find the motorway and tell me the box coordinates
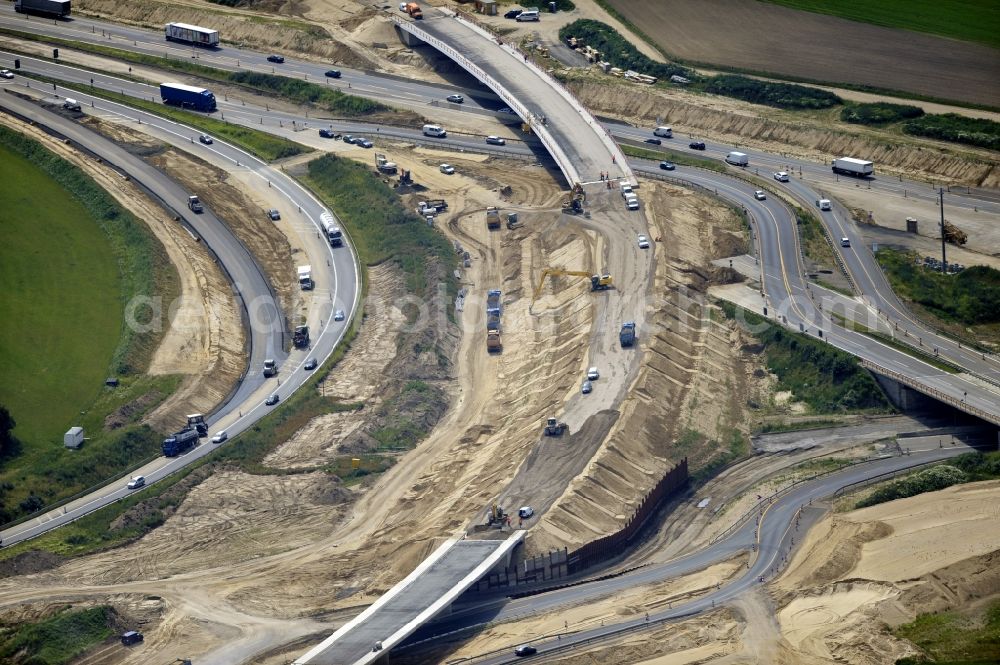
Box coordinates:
[0,86,360,547]
[0,9,998,663]
[418,443,975,663]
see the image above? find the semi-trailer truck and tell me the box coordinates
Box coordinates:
[160,82,217,112]
[162,427,198,456]
[165,22,220,48]
[831,157,874,178]
[15,0,71,17]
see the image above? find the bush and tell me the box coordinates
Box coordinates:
[840,102,924,125]
[903,113,1000,150]
[856,465,967,508]
[558,19,693,81]
[227,72,388,116]
[876,249,1000,325]
[705,74,840,109]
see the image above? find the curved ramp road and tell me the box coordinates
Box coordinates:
[0,90,360,547]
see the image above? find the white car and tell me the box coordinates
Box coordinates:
[485,135,506,146]
[518,506,534,519]
[773,171,789,182]
[840,237,851,247]
[439,164,455,175]
[334,309,346,321]
[637,234,650,249]
[127,476,146,490]
[587,366,599,380]
[0,70,13,80]
[211,431,228,444]
[754,190,766,201]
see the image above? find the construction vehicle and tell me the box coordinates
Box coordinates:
[162,428,198,456]
[398,169,413,187]
[943,220,968,245]
[297,265,314,290]
[544,417,568,436]
[532,269,613,301]
[187,195,203,213]
[417,199,447,216]
[186,414,208,437]
[486,289,502,312]
[562,183,586,214]
[619,321,636,347]
[486,330,502,353]
[505,212,520,229]
[486,502,508,527]
[375,153,398,175]
[293,325,310,348]
[486,206,501,230]
[263,358,277,377]
[404,2,423,19]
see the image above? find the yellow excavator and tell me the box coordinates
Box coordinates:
[532,268,613,302]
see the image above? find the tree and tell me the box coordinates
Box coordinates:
[0,404,19,460]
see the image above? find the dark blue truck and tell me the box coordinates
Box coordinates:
[160,82,217,112]
[162,428,199,457]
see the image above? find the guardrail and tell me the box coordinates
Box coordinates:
[860,359,1000,426]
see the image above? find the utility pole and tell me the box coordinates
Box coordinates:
[939,188,947,273]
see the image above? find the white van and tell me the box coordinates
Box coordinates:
[725,151,748,167]
[516,9,539,21]
[625,194,639,210]
[63,98,82,111]
[817,199,832,211]
[422,124,447,138]
[654,126,673,138]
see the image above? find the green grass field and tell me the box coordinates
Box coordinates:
[0,144,122,445]
[764,0,1000,49]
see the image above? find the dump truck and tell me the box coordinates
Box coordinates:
[15,0,71,17]
[160,82,217,112]
[619,321,636,347]
[544,417,568,436]
[320,211,344,247]
[832,157,874,178]
[297,265,314,290]
[486,289,502,312]
[186,414,208,437]
[162,427,198,456]
[486,330,502,353]
[164,22,219,47]
[262,358,277,377]
[486,308,502,332]
[486,206,501,230]
[404,2,423,19]
[187,195,203,213]
[293,325,310,348]
[375,153,398,175]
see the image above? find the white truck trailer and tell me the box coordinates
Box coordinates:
[832,157,874,178]
[320,211,343,247]
[165,22,220,48]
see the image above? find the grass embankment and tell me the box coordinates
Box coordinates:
[561,18,1000,145]
[894,600,1000,665]
[855,451,1000,509]
[0,126,179,525]
[795,208,838,268]
[0,605,116,665]
[1,27,391,119]
[762,0,1000,49]
[1,153,459,561]
[619,143,725,172]
[876,248,1000,348]
[719,302,893,414]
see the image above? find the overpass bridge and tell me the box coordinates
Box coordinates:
[293,533,523,665]
[391,8,634,188]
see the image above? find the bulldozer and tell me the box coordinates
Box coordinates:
[943,220,968,245]
[544,417,568,436]
[532,268,613,302]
